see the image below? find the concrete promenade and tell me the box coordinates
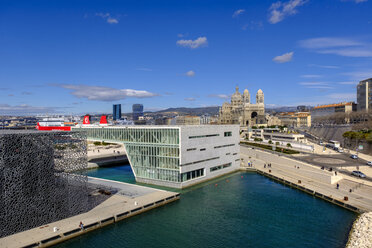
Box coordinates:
[241,146,372,213]
[0,178,179,248]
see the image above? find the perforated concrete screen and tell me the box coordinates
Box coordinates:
[0,130,88,238]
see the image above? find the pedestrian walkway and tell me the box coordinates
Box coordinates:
[0,178,179,248]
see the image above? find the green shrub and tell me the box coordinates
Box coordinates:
[286,143,292,147]
[268,140,273,144]
[93,141,101,146]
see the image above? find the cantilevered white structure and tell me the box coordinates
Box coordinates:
[73,125,240,188]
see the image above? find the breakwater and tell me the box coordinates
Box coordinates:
[347,212,372,248]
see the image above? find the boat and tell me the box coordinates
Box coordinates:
[36,117,74,131]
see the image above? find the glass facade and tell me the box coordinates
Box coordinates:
[113,104,122,121]
[83,127,181,182]
[132,104,144,121]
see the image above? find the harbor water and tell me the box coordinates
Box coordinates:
[56,164,357,248]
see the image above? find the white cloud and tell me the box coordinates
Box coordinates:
[177,37,208,49]
[233,9,245,18]
[299,37,372,57]
[107,17,119,24]
[318,48,372,57]
[299,82,328,86]
[268,0,308,24]
[272,51,294,63]
[185,70,195,77]
[209,94,230,100]
[299,37,361,49]
[184,97,196,101]
[242,21,264,31]
[54,84,158,101]
[327,93,356,101]
[308,64,339,69]
[0,104,59,114]
[95,13,119,24]
[301,74,322,78]
[339,81,358,85]
[343,70,372,80]
[299,81,333,89]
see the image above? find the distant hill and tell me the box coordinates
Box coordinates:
[154,106,220,116]
[123,105,305,117]
[266,106,298,113]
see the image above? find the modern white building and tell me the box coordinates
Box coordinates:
[73,125,240,188]
[249,128,306,143]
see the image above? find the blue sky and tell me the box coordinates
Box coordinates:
[0,0,372,114]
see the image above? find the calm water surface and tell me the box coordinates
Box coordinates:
[57,165,357,248]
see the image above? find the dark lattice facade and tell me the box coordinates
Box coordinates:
[0,130,89,238]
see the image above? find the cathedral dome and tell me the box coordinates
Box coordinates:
[257,89,263,94]
[243,89,249,96]
[231,86,242,102]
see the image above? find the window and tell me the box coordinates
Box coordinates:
[210,163,232,172]
[224,131,232,137]
[189,134,219,139]
[181,168,205,182]
[186,148,196,151]
[214,144,235,149]
[200,148,206,151]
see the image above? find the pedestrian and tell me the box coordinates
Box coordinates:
[79,221,84,230]
[264,164,266,168]
[335,171,337,176]
[336,183,339,189]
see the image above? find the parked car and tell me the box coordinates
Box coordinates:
[351,171,366,178]
[367,161,372,166]
[337,148,344,153]
[350,154,358,159]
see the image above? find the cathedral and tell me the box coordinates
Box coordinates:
[219,87,266,127]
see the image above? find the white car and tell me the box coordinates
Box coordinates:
[351,171,366,178]
[350,154,358,159]
[367,161,372,166]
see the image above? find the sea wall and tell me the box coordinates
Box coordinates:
[307,126,372,155]
[346,212,372,248]
[308,126,351,143]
